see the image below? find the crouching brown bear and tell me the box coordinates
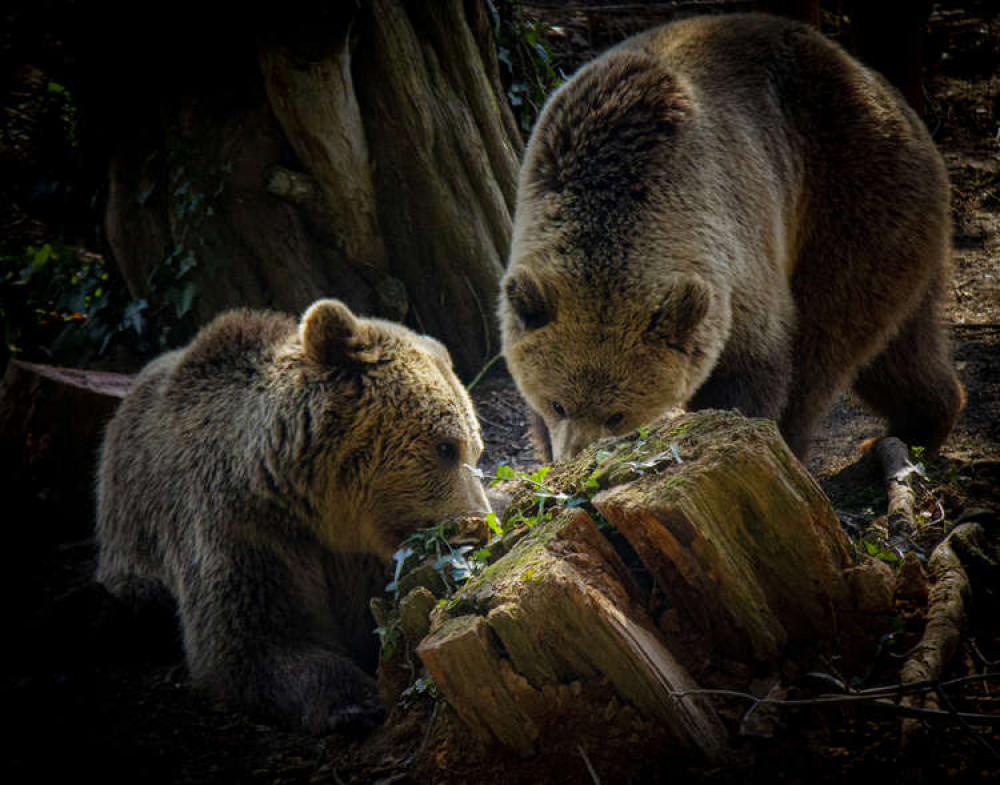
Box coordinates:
[96,299,490,732]
[500,13,964,462]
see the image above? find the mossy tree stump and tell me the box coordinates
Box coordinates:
[414,410,868,763]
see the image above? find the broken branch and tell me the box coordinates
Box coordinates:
[873,436,918,535]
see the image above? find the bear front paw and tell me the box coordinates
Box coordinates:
[327,696,386,734]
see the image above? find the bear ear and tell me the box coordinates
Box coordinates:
[505,267,552,331]
[300,299,377,367]
[644,274,711,351]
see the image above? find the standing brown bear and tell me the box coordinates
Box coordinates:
[96,299,490,732]
[500,13,963,462]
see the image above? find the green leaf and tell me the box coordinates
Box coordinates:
[32,244,52,270]
[491,464,517,486]
[172,281,198,318]
[385,546,415,594]
[529,465,551,484]
[123,299,147,335]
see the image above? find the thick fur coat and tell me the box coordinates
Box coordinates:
[500,13,963,461]
[96,299,489,732]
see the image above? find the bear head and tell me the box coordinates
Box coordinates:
[294,299,490,558]
[500,266,713,462]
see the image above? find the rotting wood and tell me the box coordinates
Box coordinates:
[592,415,853,670]
[417,506,729,762]
[411,410,865,765]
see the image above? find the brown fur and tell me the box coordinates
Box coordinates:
[500,13,963,462]
[96,299,489,732]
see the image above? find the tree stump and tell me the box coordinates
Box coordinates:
[413,410,868,763]
[0,360,129,540]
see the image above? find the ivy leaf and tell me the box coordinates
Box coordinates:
[491,464,517,486]
[171,281,199,318]
[385,546,415,594]
[529,465,551,484]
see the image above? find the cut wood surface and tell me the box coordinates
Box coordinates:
[414,410,865,761]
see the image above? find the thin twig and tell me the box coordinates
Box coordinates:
[467,353,504,392]
[855,673,1000,697]
[935,684,1000,761]
[666,673,1000,726]
[417,699,440,757]
[874,437,917,536]
[577,743,602,785]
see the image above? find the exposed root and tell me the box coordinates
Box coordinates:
[899,522,984,751]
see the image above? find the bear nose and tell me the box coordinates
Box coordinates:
[553,421,602,463]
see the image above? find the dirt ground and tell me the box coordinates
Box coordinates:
[4,3,999,784]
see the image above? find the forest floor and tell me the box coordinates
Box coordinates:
[4,3,999,784]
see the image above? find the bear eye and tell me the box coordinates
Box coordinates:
[436,441,458,465]
[551,401,566,418]
[606,412,624,428]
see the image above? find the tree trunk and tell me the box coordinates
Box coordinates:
[845,0,932,117]
[405,411,882,762]
[102,0,521,378]
[753,0,821,26]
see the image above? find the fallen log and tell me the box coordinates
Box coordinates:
[410,410,871,767]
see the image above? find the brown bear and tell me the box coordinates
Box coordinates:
[96,299,490,732]
[500,13,963,463]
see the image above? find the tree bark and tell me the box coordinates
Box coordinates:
[102,0,521,378]
[874,436,918,535]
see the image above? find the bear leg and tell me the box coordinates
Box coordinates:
[252,646,386,734]
[527,408,553,463]
[180,546,386,734]
[778,224,950,460]
[688,328,792,424]
[851,293,964,455]
[191,634,385,733]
